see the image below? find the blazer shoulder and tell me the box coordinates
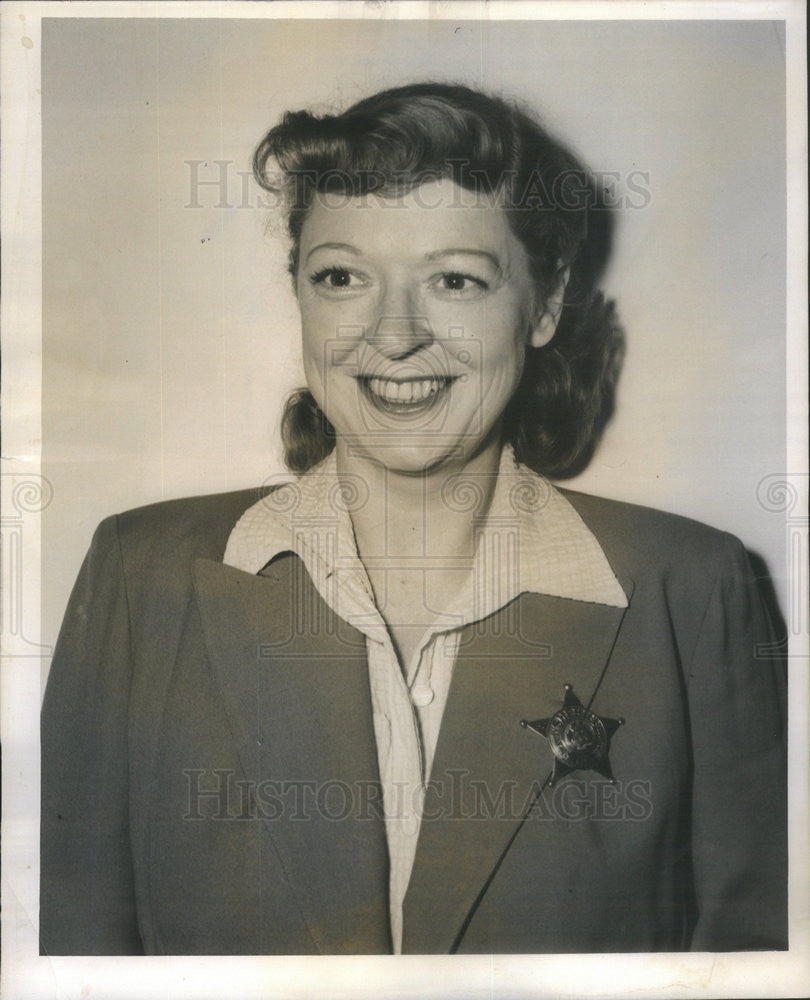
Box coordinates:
[558,487,744,582]
[105,487,270,584]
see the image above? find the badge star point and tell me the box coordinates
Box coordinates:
[522,684,624,786]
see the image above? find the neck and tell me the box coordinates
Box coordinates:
[336,435,504,565]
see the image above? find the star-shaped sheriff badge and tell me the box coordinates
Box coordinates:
[521,684,624,785]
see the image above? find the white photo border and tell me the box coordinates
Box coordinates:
[1,2,807,999]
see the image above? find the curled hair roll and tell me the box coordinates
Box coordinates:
[504,291,625,479]
[281,388,335,474]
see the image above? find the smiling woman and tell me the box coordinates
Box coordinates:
[40,82,787,956]
[297,178,548,476]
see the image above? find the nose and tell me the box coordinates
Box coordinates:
[367,283,434,360]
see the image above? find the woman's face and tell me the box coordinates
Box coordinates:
[295,177,552,475]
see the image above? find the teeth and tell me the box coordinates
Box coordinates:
[365,377,447,403]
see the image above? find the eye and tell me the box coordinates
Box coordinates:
[309,267,367,291]
[432,272,490,296]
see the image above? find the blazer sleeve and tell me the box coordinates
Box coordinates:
[686,533,788,951]
[40,515,144,955]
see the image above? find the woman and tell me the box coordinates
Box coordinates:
[40,83,786,955]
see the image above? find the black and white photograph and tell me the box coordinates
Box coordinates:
[1,2,807,998]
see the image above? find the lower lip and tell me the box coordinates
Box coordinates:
[357,378,453,416]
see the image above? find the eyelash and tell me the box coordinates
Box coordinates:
[434,272,489,293]
[307,267,491,295]
[309,267,364,289]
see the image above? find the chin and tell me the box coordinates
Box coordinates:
[351,436,485,476]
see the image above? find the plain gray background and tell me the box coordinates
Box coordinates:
[42,17,787,652]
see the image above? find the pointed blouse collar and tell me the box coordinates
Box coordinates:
[224,447,627,626]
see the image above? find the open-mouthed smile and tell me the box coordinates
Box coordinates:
[356,374,457,414]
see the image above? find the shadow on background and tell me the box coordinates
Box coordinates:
[747,548,788,656]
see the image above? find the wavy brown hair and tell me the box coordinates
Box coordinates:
[253,82,624,478]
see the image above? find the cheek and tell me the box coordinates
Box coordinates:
[297,306,330,410]
[483,320,529,378]
[299,302,335,379]
[476,328,528,416]
[299,296,366,367]
[299,329,324,397]
[469,290,530,355]
[299,309,362,423]
[491,344,526,401]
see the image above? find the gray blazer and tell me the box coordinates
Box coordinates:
[40,487,787,954]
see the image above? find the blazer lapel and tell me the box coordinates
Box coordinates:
[192,554,391,954]
[402,585,632,953]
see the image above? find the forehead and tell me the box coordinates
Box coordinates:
[299,177,516,256]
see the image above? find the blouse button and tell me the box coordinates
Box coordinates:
[411,685,434,707]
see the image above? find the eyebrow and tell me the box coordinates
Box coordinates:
[304,242,361,264]
[304,243,504,270]
[423,248,503,270]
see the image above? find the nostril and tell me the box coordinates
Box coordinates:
[369,314,434,356]
[378,343,427,361]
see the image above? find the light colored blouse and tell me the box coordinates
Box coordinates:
[224,445,626,952]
